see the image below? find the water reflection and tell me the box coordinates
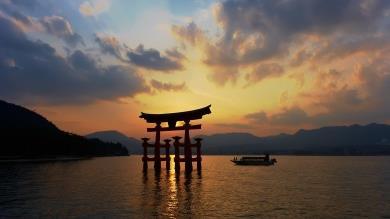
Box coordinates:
[2,156,389,218]
[141,155,203,218]
[165,157,178,218]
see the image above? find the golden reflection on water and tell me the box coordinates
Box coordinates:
[166,155,178,218]
[141,155,203,218]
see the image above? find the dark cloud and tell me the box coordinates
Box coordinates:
[0,3,38,31]
[127,44,184,71]
[217,0,389,61]
[217,0,388,39]
[94,34,124,60]
[313,34,390,63]
[0,0,185,75]
[9,10,34,26]
[174,0,390,85]
[0,2,84,47]
[172,22,205,46]
[150,80,187,92]
[6,0,40,10]
[289,48,312,67]
[245,111,268,123]
[246,108,310,126]
[0,15,148,105]
[245,63,284,83]
[94,36,186,71]
[165,48,186,60]
[68,50,97,70]
[41,16,84,47]
[269,108,310,125]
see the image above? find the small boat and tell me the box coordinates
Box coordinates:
[231,154,277,166]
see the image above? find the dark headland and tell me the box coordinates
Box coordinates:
[0,100,128,160]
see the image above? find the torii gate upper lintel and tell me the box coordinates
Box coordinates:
[139,105,211,172]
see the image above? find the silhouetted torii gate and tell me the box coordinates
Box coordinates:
[139,105,211,172]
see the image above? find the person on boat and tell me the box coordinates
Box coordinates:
[265,154,270,162]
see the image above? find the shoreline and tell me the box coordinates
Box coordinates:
[0,156,93,163]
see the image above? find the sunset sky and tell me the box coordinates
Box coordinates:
[0,0,389,138]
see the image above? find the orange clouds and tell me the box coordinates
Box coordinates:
[168,0,390,133]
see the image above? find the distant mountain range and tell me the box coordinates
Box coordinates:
[198,123,390,155]
[0,100,128,158]
[86,131,141,154]
[87,124,390,155]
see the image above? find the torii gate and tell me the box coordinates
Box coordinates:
[139,105,211,172]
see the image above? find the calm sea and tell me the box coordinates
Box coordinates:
[0,156,389,218]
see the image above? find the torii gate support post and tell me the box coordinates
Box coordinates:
[164,139,171,170]
[184,120,193,172]
[173,136,182,171]
[141,138,150,172]
[195,138,202,170]
[154,122,161,171]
